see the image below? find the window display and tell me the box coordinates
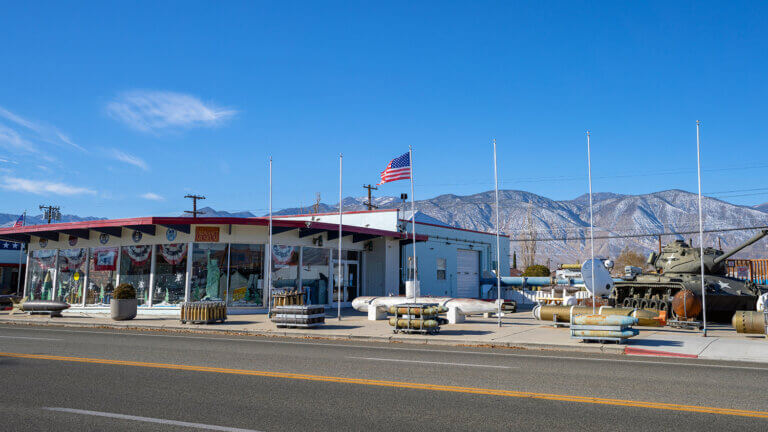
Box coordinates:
[301,247,329,304]
[57,248,86,304]
[228,244,264,306]
[87,247,118,305]
[26,249,57,300]
[271,245,299,299]
[153,243,187,305]
[190,243,228,302]
[120,245,152,305]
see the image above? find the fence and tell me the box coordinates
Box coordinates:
[726,259,768,285]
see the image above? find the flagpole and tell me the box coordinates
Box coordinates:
[493,139,502,327]
[267,157,273,316]
[409,145,417,299]
[696,120,708,337]
[587,131,595,315]
[16,210,25,296]
[338,153,343,320]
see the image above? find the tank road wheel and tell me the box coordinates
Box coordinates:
[622,298,632,307]
[659,301,669,313]
[649,300,659,310]
[640,299,649,309]
[631,298,640,309]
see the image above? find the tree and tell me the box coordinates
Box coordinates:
[615,246,646,270]
[523,265,551,277]
[520,202,537,268]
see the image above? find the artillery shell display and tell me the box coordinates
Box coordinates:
[572,329,638,339]
[180,301,227,324]
[388,318,439,329]
[388,306,444,316]
[533,304,665,326]
[732,311,767,335]
[572,314,638,326]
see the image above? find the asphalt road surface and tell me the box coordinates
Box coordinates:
[0,324,766,431]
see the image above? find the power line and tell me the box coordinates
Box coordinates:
[38,205,61,224]
[511,225,768,242]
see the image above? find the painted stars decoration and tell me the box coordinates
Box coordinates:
[1,242,22,250]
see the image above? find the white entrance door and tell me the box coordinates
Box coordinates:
[456,249,479,298]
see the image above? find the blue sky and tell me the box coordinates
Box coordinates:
[1,1,767,218]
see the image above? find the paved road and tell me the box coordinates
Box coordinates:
[0,324,766,431]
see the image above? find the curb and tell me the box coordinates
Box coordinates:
[0,318,626,355]
[624,347,699,359]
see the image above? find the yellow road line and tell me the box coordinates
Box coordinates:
[2,351,767,419]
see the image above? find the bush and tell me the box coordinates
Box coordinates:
[523,265,551,277]
[113,283,136,300]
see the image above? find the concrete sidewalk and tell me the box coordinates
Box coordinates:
[1,309,766,363]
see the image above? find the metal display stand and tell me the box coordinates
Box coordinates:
[391,303,441,335]
[570,315,638,345]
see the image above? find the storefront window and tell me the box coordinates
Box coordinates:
[120,245,152,305]
[26,249,57,300]
[190,243,228,302]
[57,248,86,304]
[271,245,300,299]
[154,244,187,305]
[87,247,118,305]
[301,247,329,305]
[228,244,265,306]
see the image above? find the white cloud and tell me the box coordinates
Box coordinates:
[141,192,164,201]
[111,149,149,171]
[1,176,96,196]
[107,90,237,132]
[0,124,37,153]
[0,106,85,152]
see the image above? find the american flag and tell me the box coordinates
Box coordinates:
[13,213,24,228]
[377,152,411,185]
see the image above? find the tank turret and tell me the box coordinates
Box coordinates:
[650,229,768,276]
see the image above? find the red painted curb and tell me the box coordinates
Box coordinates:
[625,347,698,358]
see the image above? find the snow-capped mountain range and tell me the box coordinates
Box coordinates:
[2,189,767,264]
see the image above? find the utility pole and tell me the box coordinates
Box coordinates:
[39,205,61,224]
[362,184,378,210]
[313,193,321,214]
[184,194,206,218]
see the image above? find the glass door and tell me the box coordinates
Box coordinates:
[331,259,360,305]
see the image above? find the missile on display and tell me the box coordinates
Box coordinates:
[353,296,498,315]
[10,298,70,317]
[532,304,666,327]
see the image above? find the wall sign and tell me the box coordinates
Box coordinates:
[99,233,110,244]
[132,231,143,243]
[39,238,48,248]
[68,236,78,247]
[195,226,219,242]
[166,228,177,242]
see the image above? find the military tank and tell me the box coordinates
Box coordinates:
[612,229,768,322]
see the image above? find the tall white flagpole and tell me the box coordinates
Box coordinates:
[587,131,596,315]
[409,146,417,299]
[338,153,343,320]
[267,157,273,316]
[696,120,708,337]
[493,139,502,327]
[16,210,25,296]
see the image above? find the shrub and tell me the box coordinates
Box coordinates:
[523,265,551,277]
[113,283,136,300]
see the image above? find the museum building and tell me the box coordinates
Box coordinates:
[0,209,509,314]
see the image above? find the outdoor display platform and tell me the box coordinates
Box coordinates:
[271,305,326,328]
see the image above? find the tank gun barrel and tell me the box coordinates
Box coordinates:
[712,229,768,265]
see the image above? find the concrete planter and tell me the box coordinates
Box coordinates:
[111,299,137,321]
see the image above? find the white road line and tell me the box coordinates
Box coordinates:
[349,356,518,369]
[5,325,766,371]
[0,335,62,341]
[43,407,263,432]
